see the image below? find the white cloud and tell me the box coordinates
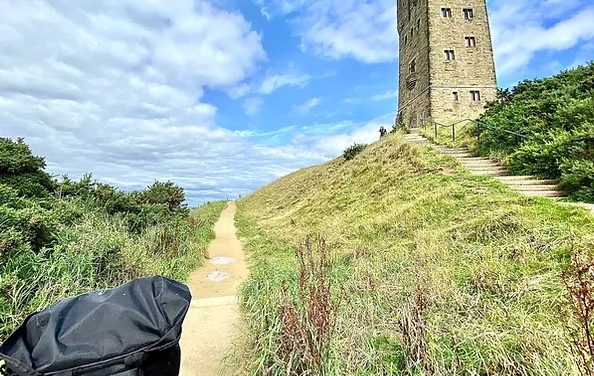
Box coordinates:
[490,1,594,75]
[295,97,321,114]
[291,116,388,157]
[0,0,325,204]
[258,73,311,94]
[255,0,397,63]
[243,97,265,115]
[344,90,397,104]
[239,113,391,158]
[227,83,252,99]
[226,72,310,99]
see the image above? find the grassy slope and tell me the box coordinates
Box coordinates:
[236,133,594,375]
[0,201,226,339]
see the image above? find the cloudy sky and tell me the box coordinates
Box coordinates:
[1,0,593,205]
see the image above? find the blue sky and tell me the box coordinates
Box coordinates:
[1,0,593,205]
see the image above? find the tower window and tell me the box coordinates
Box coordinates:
[444,49,455,61]
[441,7,452,18]
[463,8,474,20]
[452,92,459,101]
[465,36,476,47]
[410,27,414,37]
[404,35,408,45]
[409,59,417,73]
[417,18,421,29]
[470,90,481,101]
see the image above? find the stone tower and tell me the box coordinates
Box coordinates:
[397,0,497,128]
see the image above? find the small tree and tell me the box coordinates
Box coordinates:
[143,181,186,211]
[0,137,53,197]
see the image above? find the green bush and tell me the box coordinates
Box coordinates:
[0,138,53,197]
[474,63,594,202]
[560,158,594,202]
[507,129,584,178]
[0,184,20,205]
[0,137,228,339]
[143,181,186,211]
[343,143,367,161]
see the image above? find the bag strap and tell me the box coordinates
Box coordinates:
[111,370,140,376]
[50,352,145,376]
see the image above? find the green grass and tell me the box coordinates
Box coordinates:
[0,200,226,340]
[234,133,594,375]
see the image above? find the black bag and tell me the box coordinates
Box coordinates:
[0,276,191,376]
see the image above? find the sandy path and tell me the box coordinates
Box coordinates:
[179,201,248,375]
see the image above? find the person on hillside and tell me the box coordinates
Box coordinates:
[379,126,387,138]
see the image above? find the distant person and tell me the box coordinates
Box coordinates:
[379,126,387,138]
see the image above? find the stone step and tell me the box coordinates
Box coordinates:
[460,161,501,167]
[473,170,510,177]
[437,149,472,155]
[458,157,493,162]
[465,166,508,172]
[442,153,474,158]
[522,190,565,198]
[495,176,558,185]
[508,184,561,191]
[433,147,466,152]
[403,135,572,202]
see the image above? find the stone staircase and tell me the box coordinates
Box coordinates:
[404,130,565,199]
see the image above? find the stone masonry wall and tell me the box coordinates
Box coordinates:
[397,0,497,127]
[427,0,497,125]
[397,0,431,128]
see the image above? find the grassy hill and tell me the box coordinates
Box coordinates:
[235,132,594,375]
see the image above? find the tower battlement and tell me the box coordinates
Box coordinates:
[397,0,497,128]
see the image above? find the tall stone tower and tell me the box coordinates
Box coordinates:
[397,0,497,128]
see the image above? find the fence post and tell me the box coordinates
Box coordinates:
[452,125,455,142]
[434,122,438,140]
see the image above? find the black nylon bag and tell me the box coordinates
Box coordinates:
[0,276,191,376]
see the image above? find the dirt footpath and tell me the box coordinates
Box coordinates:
[180,201,248,376]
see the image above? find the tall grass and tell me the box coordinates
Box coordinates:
[234,132,594,374]
[0,201,226,340]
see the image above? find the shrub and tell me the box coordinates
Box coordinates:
[0,138,53,197]
[143,181,186,211]
[560,159,594,202]
[343,143,367,161]
[0,184,20,205]
[507,129,582,178]
[473,63,594,202]
[0,137,228,340]
[55,173,96,200]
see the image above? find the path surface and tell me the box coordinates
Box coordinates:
[404,129,594,214]
[180,201,248,375]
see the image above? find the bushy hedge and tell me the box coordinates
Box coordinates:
[476,63,594,201]
[343,143,367,161]
[0,137,223,338]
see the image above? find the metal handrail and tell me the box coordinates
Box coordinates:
[423,118,530,143]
